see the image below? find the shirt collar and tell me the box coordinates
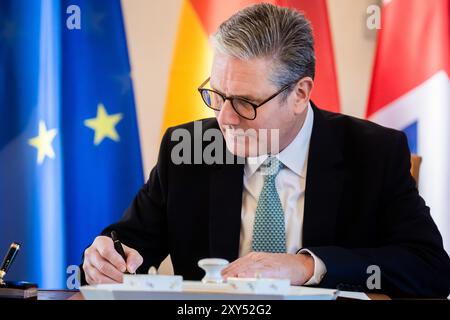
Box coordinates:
[244,102,314,178]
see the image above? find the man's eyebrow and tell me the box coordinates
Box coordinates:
[210,85,259,102]
[233,94,259,102]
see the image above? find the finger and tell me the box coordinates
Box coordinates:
[229,262,267,278]
[222,256,250,274]
[87,263,120,284]
[224,256,276,277]
[123,245,143,273]
[237,267,274,278]
[85,272,94,285]
[96,239,127,272]
[223,259,243,271]
[223,263,248,277]
[223,252,267,274]
[223,254,259,275]
[83,262,94,285]
[223,261,264,279]
[223,261,245,275]
[82,254,92,276]
[84,262,116,285]
[89,250,124,282]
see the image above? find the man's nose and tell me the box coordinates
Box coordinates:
[217,99,240,126]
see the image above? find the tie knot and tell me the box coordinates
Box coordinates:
[261,157,283,177]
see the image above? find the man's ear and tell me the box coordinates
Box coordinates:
[292,77,314,114]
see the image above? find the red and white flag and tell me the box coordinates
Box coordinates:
[367,0,450,253]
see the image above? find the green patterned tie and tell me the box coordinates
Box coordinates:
[251,157,286,253]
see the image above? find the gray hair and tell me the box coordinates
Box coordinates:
[211,3,315,94]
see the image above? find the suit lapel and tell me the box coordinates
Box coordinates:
[303,104,345,247]
[208,148,244,262]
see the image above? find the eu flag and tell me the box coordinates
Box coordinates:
[0,0,143,288]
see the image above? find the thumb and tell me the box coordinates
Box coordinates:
[123,245,143,273]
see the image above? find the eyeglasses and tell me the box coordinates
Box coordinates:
[197,77,296,120]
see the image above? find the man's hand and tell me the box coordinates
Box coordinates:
[221,252,314,286]
[83,236,143,285]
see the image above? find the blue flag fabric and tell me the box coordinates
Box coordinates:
[0,0,143,288]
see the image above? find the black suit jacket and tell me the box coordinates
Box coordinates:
[82,103,450,298]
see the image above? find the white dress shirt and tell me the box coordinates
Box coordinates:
[239,103,326,285]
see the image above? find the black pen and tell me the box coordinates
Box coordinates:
[0,242,20,285]
[110,231,132,274]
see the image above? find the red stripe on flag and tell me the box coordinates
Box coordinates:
[189,0,268,35]
[280,0,340,112]
[189,0,340,112]
[367,0,450,117]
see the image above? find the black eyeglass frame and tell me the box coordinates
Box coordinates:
[197,77,298,120]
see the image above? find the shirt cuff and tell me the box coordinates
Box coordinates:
[298,249,327,285]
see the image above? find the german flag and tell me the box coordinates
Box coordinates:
[162,0,340,131]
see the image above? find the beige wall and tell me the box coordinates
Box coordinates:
[328,0,378,118]
[122,0,378,176]
[121,0,183,177]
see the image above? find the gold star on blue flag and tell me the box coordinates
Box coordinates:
[84,103,123,145]
[28,121,58,164]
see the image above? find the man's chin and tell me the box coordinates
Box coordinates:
[221,127,277,158]
[224,138,260,158]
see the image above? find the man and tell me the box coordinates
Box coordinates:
[81,3,450,297]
